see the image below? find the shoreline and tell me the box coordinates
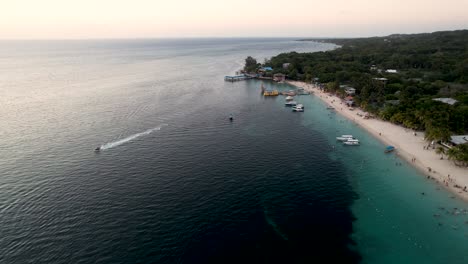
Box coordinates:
[287,80,468,202]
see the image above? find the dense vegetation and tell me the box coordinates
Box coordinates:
[244,56,260,73]
[246,30,468,165]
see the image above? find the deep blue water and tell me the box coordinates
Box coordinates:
[2,39,361,263]
[1,39,467,264]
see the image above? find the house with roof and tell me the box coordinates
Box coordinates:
[433,98,458,105]
[259,67,273,72]
[273,73,285,82]
[449,135,468,146]
[344,87,356,95]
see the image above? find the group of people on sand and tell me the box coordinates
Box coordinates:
[440,174,468,192]
[423,144,435,150]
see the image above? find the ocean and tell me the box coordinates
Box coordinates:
[0,39,467,263]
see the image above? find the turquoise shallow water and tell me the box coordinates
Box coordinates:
[283,88,468,264]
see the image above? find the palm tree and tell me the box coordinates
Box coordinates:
[446,145,468,167]
[458,144,468,167]
[436,146,446,159]
[447,147,461,166]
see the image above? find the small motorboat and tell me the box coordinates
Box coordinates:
[285,96,294,101]
[384,146,395,153]
[336,135,354,141]
[343,139,360,145]
[285,101,297,107]
[229,114,233,121]
[292,104,304,112]
[94,147,101,152]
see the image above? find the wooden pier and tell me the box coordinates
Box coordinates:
[224,74,254,82]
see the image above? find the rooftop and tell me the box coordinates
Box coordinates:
[450,135,468,145]
[433,98,458,105]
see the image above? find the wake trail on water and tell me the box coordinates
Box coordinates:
[100,124,168,150]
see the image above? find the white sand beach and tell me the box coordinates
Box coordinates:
[288,81,468,201]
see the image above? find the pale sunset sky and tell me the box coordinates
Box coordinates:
[1,0,467,39]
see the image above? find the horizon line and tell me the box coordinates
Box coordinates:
[1,28,466,41]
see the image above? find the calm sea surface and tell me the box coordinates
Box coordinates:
[0,39,467,263]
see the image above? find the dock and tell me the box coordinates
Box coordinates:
[224,74,254,82]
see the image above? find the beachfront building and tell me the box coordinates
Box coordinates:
[449,135,468,146]
[344,87,356,95]
[440,135,468,149]
[257,66,273,77]
[273,73,285,82]
[433,98,458,105]
[259,67,273,72]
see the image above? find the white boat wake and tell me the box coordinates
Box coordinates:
[99,124,167,150]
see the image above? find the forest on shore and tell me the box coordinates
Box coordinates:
[245,30,468,165]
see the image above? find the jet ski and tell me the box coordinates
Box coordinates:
[229,114,233,121]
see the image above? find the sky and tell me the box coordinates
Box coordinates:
[1,0,467,39]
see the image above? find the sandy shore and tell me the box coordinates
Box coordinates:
[287,80,468,202]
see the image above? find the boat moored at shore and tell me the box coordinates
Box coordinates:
[343,139,360,145]
[263,89,279,96]
[385,145,395,153]
[336,135,354,141]
[292,104,304,112]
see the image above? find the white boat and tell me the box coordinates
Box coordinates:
[343,139,360,145]
[285,101,297,107]
[336,135,354,141]
[285,96,294,101]
[292,104,304,112]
